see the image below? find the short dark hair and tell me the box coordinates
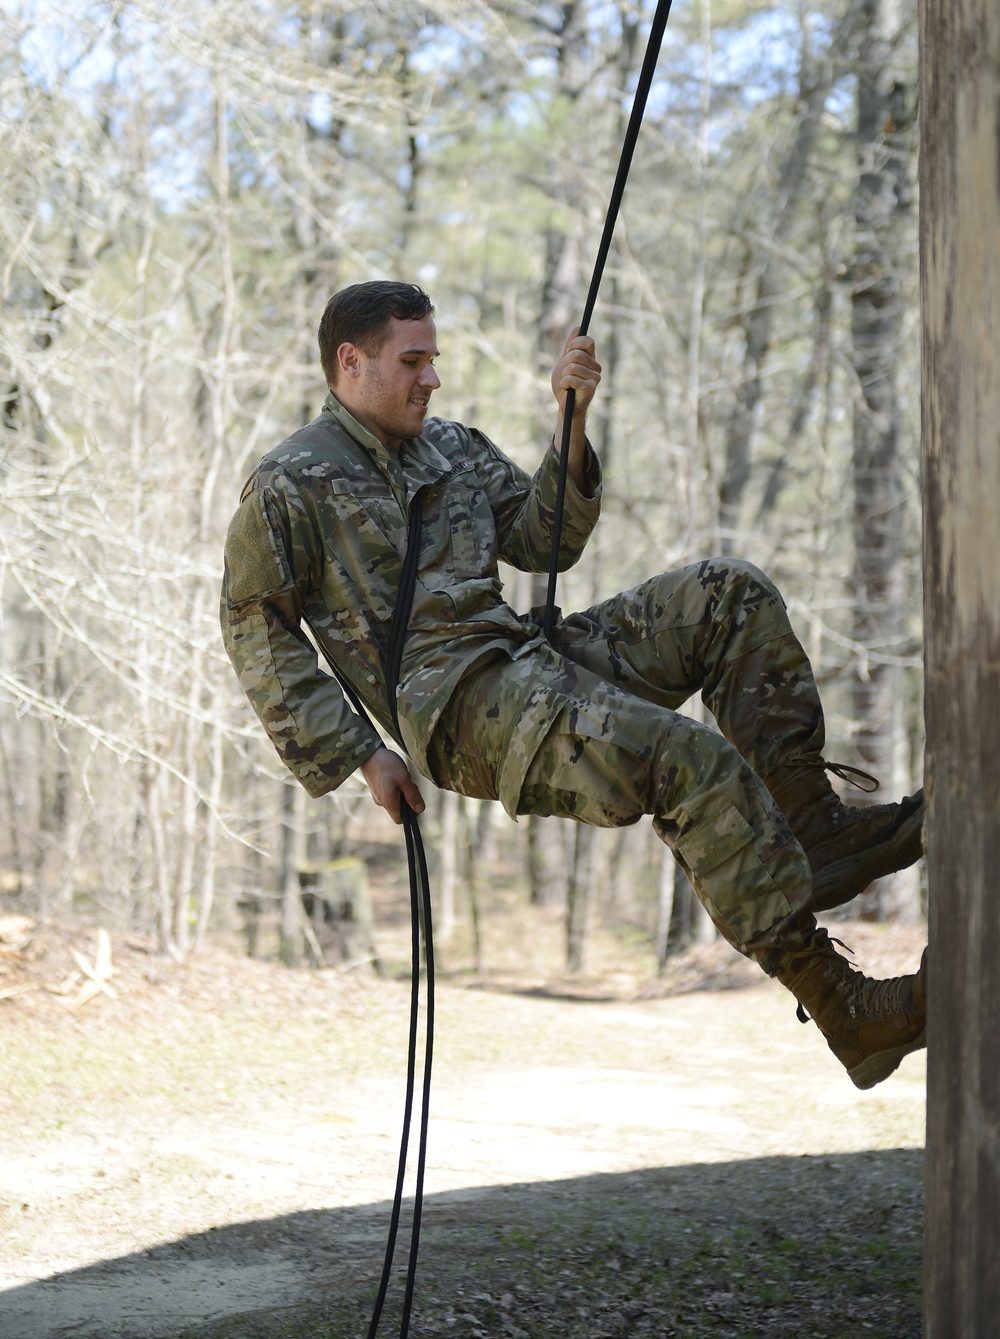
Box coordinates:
[318,281,434,386]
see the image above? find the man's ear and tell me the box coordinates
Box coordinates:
[337,342,362,381]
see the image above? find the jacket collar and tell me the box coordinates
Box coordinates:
[322,392,392,462]
[322,392,454,487]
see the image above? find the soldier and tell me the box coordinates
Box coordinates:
[221,279,927,1090]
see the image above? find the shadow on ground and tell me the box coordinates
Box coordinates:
[0,1149,922,1339]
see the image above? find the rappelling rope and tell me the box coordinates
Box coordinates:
[309,496,432,1339]
[363,494,436,1339]
[347,4,676,1333]
[364,794,434,1339]
[544,0,675,639]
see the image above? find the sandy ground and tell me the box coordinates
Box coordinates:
[0,919,927,1338]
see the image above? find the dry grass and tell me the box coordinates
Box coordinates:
[0,904,926,1339]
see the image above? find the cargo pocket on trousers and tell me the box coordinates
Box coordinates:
[674,800,796,953]
[675,801,754,874]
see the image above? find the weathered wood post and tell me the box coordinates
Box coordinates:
[920,1,1000,1333]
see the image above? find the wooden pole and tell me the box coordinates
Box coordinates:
[921,1,1000,1333]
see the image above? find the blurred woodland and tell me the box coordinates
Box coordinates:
[0,0,924,970]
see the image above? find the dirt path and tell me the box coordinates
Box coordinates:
[0,922,927,1338]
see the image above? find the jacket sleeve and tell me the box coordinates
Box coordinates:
[220,468,383,797]
[466,428,603,573]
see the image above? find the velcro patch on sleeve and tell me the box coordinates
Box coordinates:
[224,492,291,607]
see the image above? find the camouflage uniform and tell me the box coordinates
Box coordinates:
[222,394,821,959]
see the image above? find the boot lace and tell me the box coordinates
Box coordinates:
[795,935,858,1024]
[824,761,881,794]
[780,758,885,831]
[847,972,912,1020]
[822,762,915,831]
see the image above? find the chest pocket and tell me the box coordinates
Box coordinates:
[317,480,404,630]
[418,460,498,592]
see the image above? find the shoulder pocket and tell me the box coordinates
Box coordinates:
[224,492,293,608]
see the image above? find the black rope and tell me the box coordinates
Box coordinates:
[364,797,423,1339]
[398,802,434,1337]
[543,0,675,639]
[366,491,432,1339]
[312,493,431,1339]
[365,796,433,1339]
[337,5,675,1328]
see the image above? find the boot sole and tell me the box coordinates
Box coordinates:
[808,803,925,913]
[847,1025,927,1090]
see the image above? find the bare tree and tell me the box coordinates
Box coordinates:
[0,0,926,966]
[717,0,864,545]
[848,0,919,919]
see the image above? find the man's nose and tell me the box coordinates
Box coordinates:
[420,366,441,390]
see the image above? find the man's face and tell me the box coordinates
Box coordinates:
[337,314,441,448]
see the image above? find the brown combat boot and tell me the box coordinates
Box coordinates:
[774,927,927,1089]
[767,758,924,912]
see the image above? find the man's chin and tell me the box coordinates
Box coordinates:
[383,406,430,443]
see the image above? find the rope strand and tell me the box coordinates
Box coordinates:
[544,0,675,638]
[365,801,425,1339]
[362,3,676,1328]
[398,806,435,1337]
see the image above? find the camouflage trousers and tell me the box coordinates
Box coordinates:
[428,559,823,958]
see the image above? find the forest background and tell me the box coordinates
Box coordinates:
[0,0,925,971]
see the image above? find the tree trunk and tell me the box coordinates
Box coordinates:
[175,693,200,958]
[144,763,175,958]
[849,0,916,920]
[921,0,1000,1332]
[566,823,594,973]
[656,844,674,971]
[685,0,715,552]
[527,811,568,908]
[279,783,307,967]
[719,3,858,544]
[438,789,460,946]
[193,725,223,951]
[523,4,587,907]
[463,800,484,974]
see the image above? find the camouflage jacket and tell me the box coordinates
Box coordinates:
[221,394,602,807]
